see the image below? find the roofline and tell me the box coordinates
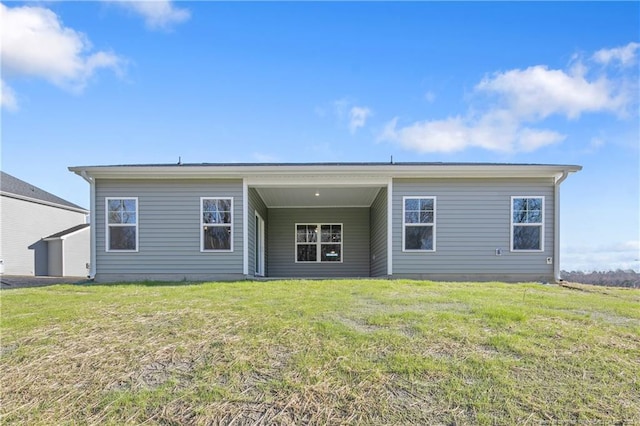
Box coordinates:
[1,191,89,214]
[43,223,90,241]
[69,162,582,180]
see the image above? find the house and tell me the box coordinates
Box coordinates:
[69,162,581,283]
[1,171,90,276]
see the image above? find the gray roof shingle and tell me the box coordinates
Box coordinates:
[1,171,87,212]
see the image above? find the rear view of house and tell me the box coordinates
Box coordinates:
[1,171,89,277]
[69,162,580,283]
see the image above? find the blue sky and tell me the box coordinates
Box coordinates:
[1,1,638,271]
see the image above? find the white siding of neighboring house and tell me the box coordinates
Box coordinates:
[94,179,244,282]
[392,178,555,282]
[61,227,90,277]
[0,195,87,276]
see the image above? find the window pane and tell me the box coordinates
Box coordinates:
[513,198,526,211]
[513,225,541,250]
[297,244,317,262]
[321,225,331,242]
[527,198,542,211]
[513,198,542,224]
[320,225,341,242]
[203,226,231,250]
[420,198,434,211]
[321,244,341,262]
[122,199,137,211]
[109,226,136,250]
[405,226,433,250]
[108,199,136,224]
[405,198,419,211]
[527,210,542,224]
[296,225,317,242]
[405,211,419,224]
[331,225,341,242]
[203,199,231,224]
[216,199,231,212]
[420,211,433,224]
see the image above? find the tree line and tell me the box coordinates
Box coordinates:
[561,270,640,288]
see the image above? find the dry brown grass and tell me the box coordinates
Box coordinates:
[2,279,639,424]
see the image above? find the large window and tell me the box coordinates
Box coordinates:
[201,198,233,251]
[511,196,544,251]
[403,197,436,251]
[106,198,138,252]
[296,224,342,262]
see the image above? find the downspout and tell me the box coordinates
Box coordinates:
[80,171,96,280]
[553,171,569,283]
[242,178,249,277]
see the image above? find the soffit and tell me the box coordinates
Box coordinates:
[256,186,381,208]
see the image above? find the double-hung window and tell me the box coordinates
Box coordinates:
[511,196,544,251]
[403,197,436,251]
[201,198,233,251]
[296,224,342,262]
[106,198,138,251]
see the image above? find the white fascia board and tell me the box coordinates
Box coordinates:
[69,164,582,181]
[43,226,90,241]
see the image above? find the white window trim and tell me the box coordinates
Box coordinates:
[294,223,344,263]
[200,197,234,252]
[105,197,139,253]
[510,196,545,252]
[402,196,436,253]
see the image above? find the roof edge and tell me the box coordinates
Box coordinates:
[69,162,582,180]
[1,191,89,214]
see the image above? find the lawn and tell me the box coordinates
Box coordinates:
[1,280,639,425]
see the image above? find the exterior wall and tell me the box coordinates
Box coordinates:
[0,195,87,275]
[267,207,370,277]
[392,178,555,281]
[369,187,387,277]
[94,179,244,282]
[63,228,90,277]
[47,239,63,277]
[248,188,268,277]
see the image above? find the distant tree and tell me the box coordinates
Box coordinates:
[561,270,640,288]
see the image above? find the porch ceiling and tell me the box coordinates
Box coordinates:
[255,186,382,208]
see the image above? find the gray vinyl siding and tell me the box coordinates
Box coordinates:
[47,240,63,277]
[267,208,370,277]
[248,188,268,276]
[0,195,87,276]
[95,179,243,281]
[369,188,387,277]
[392,178,555,279]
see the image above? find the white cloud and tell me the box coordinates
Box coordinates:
[379,42,637,154]
[380,114,564,154]
[562,240,640,272]
[1,79,18,111]
[0,3,123,106]
[476,65,627,119]
[113,1,190,30]
[349,106,372,134]
[328,98,372,134]
[592,42,640,67]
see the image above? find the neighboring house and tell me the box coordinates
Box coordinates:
[0,171,89,276]
[69,162,581,283]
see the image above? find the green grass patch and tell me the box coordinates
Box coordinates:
[1,280,638,424]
